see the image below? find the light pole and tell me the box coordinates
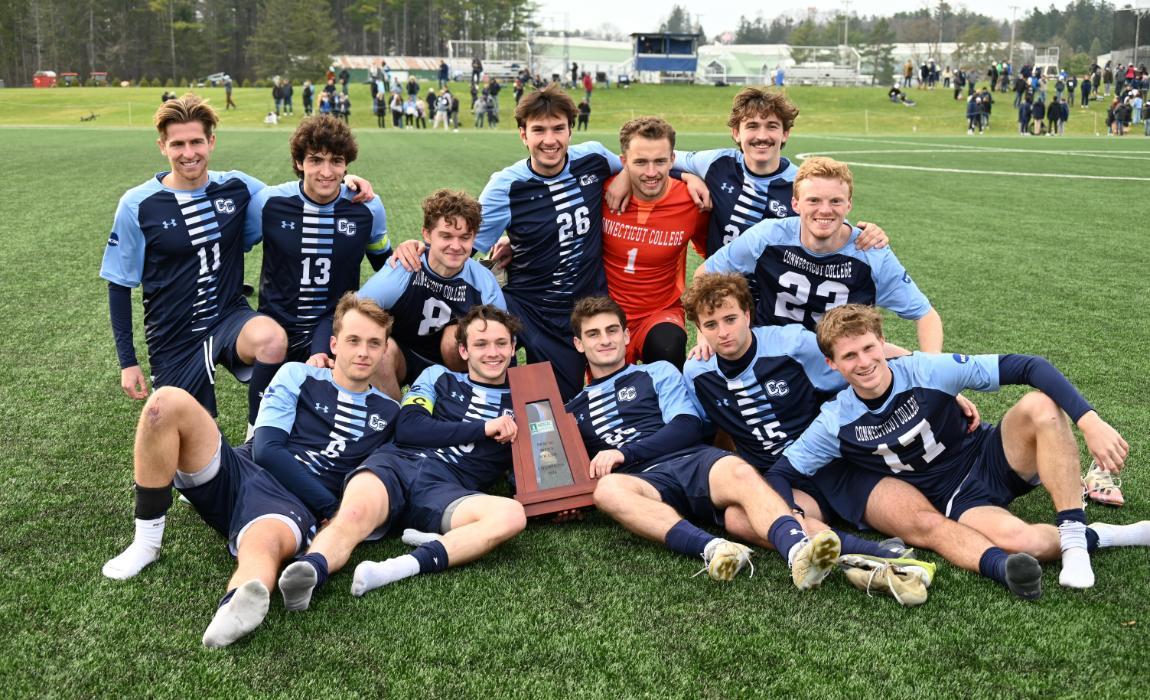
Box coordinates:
[1008,5,1019,68]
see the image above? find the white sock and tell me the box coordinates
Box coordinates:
[786,539,808,567]
[202,580,270,648]
[351,555,419,597]
[1058,521,1095,589]
[277,561,317,612]
[401,528,443,547]
[702,538,723,560]
[1091,521,1150,548]
[102,517,165,580]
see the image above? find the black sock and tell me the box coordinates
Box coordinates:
[134,483,173,520]
[247,360,281,425]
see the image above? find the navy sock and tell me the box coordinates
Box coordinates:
[297,552,330,589]
[978,547,1009,585]
[767,516,806,561]
[134,483,173,520]
[248,360,282,425]
[1085,527,1099,553]
[411,540,449,574]
[664,520,715,559]
[218,588,236,608]
[835,530,894,558]
[1056,508,1087,527]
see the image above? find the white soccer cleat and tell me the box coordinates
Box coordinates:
[1083,462,1124,507]
[694,540,754,582]
[791,530,841,590]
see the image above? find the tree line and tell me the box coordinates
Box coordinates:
[0,0,534,87]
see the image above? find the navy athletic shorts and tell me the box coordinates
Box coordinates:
[629,446,733,529]
[942,424,1038,520]
[504,294,586,402]
[174,435,316,556]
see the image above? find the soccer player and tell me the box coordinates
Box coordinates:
[359,189,505,398]
[101,94,286,424]
[564,296,843,589]
[601,116,708,369]
[274,305,526,608]
[245,115,390,372]
[606,87,886,258]
[695,157,944,352]
[101,293,399,647]
[393,84,623,401]
[681,275,958,602]
[769,304,1149,597]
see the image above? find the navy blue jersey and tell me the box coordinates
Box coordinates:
[359,255,505,362]
[398,366,515,491]
[100,170,265,361]
[477,142,622,312]
[565,362,700,473]
[256,363,400,496]
[674,149,797,257]
[247,181,389,340]
[683,325,845,468]
[783,353,1000,505]
[705,217,932,329]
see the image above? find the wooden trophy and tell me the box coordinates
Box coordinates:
[507,362,596,517]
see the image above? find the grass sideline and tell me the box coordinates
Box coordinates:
[1,104,1149,696]
[0,82,1137,136]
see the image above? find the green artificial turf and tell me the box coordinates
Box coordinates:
[1,87,1148,697]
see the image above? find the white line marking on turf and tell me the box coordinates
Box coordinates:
[793,156,1150,181]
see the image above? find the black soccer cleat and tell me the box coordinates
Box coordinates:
[1005,552,1043,601]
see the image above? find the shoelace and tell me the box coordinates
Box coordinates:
[860,564,905,606]
[1083,465,1122,508]
[692,547,755,579]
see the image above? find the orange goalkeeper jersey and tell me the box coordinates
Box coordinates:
[602,176,709,319]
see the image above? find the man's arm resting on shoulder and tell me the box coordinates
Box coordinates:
[914,308,944,353]
[252,426,339,519]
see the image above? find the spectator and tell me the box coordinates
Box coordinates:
[302,80,314,116]
[1018,95,1032,135]
[513,77,524,104]
[1103,62,1114,97]
[943,66,952,88]
[433,89,451,129]
[1081,74,1092,107]
[339,67,350,94]
[390,92,404,128]
[449,90,461,131]
[577,99,590,130]
[1132,92,1144,126]
[272,79,284,116]
[474,92,487,128]
[582,71,594,102]
[903,59,913,87]
[966,94,983,134]
[471,56,483,84]
[570,62,578,86]
[469,81,479,110]
[318,93,332,116]
[1032,96,1046,135]
[438,59,449,89]
[415,96,428,129]
[323,77,337,97]
[484,90,499,127]
[1056,97,1069,135]
[404,95,417,127]
[406,76,419,100]
[224,76,236,110]
[487,76,501,113]
[281,79,294,116]
[375,90,388,128]
[426,89,438,123]
[980,87,993,130]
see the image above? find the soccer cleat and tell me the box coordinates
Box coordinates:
[839,554,936,606]
[202,580,270,648]
[791,530,841,590]
[1083,462,1124,507]
[693,540,754,581]
[878,536,913,558]
[1005,552,1043,601]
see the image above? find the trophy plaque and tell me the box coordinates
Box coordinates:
[508,362,595,517]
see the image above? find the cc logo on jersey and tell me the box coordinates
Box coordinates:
[368,414,388,431]
[769,200,789,217]
[214,198,236,214]
[765,380,790,398]
[337,218,357,236]
[616,386,637,402]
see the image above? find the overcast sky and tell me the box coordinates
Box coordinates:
[532,1,1035,37]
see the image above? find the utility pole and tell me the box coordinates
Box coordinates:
[842,0,852,46]
[1008,5,1019,68]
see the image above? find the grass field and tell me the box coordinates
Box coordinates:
[1,87,1149,697]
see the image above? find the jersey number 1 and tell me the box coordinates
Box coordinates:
[872,418,945,474]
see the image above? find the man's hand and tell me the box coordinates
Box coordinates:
[681,172,712,211]
[344,174,375,202]
[484,414,518,444]
[488,235,514,269]
[854,221,889,250]
[589,449,625,478]
[604,173,632,214]
[120,365,149,400]
[954,393,981,433]
[1078,411,1130,473]
[686,337,715,362]
[389,239,425,271]
[306,353,334,369]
